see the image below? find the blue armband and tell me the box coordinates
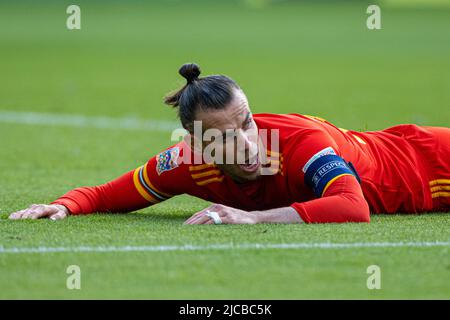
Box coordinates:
[304,154,358,197]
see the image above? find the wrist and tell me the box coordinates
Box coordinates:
[250,211,263,223]
[250,207,303,224]
[54,204,70,215]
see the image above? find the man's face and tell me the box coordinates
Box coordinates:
[193,89,261,182]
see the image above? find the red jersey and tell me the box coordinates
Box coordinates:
[53,113,450,223]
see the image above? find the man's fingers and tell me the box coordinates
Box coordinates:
[185,211,208,224]
[199,212,230,225]
[184,205,246,226]
[23,205,54,219]
[190,209,228,225]
[20,210,35,219]
[185,204,224,225]
[9,204,60,220]
[189,214,213,225]
[184,207,211,224]
[49,211,67,221]
[8,209,27,220]
[186,207,221,225]
[30,206,57,219]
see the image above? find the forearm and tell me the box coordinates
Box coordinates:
[52,170,150,215]
[291,195,370,224]
[291,175,370,224]
[253,207,303,224]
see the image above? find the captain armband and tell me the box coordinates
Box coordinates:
[303,150,360,198]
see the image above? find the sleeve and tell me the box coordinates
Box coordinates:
[287,129,370,223]
[51,146,184,215]
[291,175,370,223]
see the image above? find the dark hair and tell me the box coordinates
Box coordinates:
[164,63,240,131]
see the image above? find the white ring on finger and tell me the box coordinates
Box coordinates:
[206,210,222,225]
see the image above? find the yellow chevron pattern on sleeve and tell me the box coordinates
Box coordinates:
[189,164,224,186]
[429,179,450,198]
[142,164,172,198]
[133,167,158,203]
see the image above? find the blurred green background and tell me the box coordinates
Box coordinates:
[1,0,449,131]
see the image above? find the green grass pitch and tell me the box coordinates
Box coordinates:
[0,1,449,299]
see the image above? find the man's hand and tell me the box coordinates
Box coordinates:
[184,204,303,225]
[184,204,258,225]
[9,204,69,221]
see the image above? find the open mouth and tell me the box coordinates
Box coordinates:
[239,155,260,173]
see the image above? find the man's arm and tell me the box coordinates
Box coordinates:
[185,175,369,224]
[50,167,159,215]
[184,203,301,225]
[9,166,166,220]
[9,203,70,221]
[290,174,370,223]
[9,148,181,220]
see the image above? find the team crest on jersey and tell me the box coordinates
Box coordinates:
[156,147,180,175]
[302,147,336,173]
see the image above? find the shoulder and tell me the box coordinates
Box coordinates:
[143,141,197,194]
[254,113,340,159]
[154,143,184,176]
[253,113,327,131]
[253,113,342,172]
[150,141,223,192]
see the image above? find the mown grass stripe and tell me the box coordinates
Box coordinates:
[0,241,449,254]
[0,110,181,132]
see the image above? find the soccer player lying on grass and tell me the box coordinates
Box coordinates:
[9,63,450,224]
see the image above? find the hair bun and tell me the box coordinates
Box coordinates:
[179,63,201,83]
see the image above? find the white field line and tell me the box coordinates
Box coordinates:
[0,110,181,132]
[0,241,449,254]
